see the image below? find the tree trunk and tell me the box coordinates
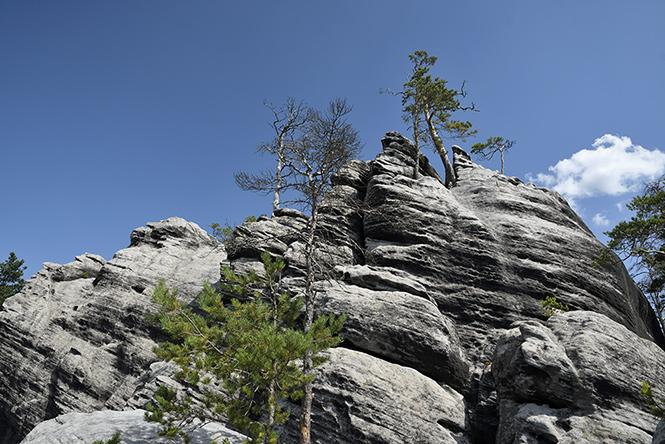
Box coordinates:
[424,106,456,187]
[500,147,505,175]
[268,376,276,430]
[412,115,421,179]
[299,206,318,444]
[299,350,314,444]
[272,136,285,215]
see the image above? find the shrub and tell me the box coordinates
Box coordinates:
[640,381,665,418]
[541,296,570,318]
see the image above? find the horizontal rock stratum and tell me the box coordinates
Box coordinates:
[2,132,664,443]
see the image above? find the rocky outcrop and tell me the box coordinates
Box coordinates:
[493,311,665,443]
[0,218,225,444]
[279,348,469,444]
[229,131,665,443]
[2,132,664,444]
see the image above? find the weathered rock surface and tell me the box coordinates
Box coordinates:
[19,410,246,444]
[279,347,469,444]
[315,279,469,391]
[2,132,665,444]
[493,311,665,443]
[0,218,225,444]
[654,421,665,444]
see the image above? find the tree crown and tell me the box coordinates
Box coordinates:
[0,252,27,306]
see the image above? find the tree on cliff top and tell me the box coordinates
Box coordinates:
[0,252,27,306]
[471,136,516,175]
[235,97,313,215]
[600,176,665,334]
[386,50,513,185]
[399,50,477,186]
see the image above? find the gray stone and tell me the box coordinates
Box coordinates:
[315,280,470,390]
[0,217,225,443]
[493,320,589,408]
[3,132,665,444]
[493,311,665,443]
[279,347,470,444]
[654,420,665,444]
[19,409,246,444]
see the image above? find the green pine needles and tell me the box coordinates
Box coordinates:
[0,252,27,306]
[92,432,121,444]
[210,216,259,245]
[640,381,665,418]
[541,296,570,318]
[146,252,346,444]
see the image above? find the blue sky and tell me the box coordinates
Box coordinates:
[1,1,664,279]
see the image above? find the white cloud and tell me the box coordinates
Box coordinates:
[530,135,665,199]
[592,213,610,227]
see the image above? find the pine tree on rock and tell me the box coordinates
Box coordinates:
[471,136,516,174]
[235,97,313,216]
[147,252,346,444]
[401,50,478,187]
[0,252,26,306]
[600,177,665,334]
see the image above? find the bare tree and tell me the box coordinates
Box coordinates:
[235,97,313,215]
[235,97,363,444]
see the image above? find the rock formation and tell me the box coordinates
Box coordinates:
[1,132,664,443]
[0,218,225,444]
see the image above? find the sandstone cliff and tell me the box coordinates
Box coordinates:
[3,132,665,443]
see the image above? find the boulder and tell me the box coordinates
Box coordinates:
[19,410,246,444]
[493,311,665,443]
[279,348,469,444]
[315,279,469,391]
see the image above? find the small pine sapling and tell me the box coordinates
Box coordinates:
[92,432,121,444]
[541,296,570,318]
[209,216,259,245]
[640,381,665,418]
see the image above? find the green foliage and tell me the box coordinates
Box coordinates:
[145,384,197,444]
[210,216,259,245]
[640,381,665,418]
[470,136,516,174]
[402,50,477,146]
[92,432,121,444]
[392,50,511,187]
[0,252,27,306]
[600,177,665,333]
[147,252,346,443]
[541,296,570,318]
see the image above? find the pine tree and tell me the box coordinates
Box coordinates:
[401,50,477,186]
[386,50,512,185]
[146,252,346,443]
[0,252,27,306]
[471,136,516,174]
[599,177,665,333]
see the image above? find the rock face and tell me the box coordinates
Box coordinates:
[2,132,664,444]
[493,311,665,443]
[0,218,225,444]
